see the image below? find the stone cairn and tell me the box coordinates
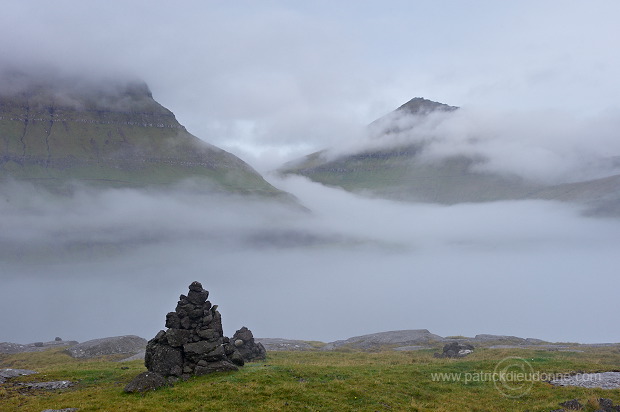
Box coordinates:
[145,281,247,380]
[232,326,266,362]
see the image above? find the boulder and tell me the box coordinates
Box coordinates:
[124,371,167,393]
[66,335,146,359]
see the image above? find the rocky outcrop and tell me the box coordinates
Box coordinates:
[321,329,444,351]
[144,281,245,380]
[65,335,146,359]
[0,339,77,354]
[232,327,266,362]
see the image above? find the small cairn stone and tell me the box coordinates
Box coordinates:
[232,326,266,362]
[144,281,243,380]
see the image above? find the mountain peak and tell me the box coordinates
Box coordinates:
[396,97,458,115]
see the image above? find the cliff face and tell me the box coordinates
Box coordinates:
[0,72,281,195]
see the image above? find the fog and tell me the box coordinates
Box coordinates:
[329,107,620,184]
[2,177,619,345]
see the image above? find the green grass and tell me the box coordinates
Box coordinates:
[1,347,619,411]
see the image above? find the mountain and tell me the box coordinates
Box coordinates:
[279,98,620,215]
[0,69,283,196]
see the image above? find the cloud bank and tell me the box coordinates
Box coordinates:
[328,108,620,184]
[1,178,619,345]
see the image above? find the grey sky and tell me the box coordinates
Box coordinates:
[2,1,620,169]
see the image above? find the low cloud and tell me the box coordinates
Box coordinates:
[1,178,619,345]
[327,107,620,184]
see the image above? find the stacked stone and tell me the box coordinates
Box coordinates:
[145,281,244,379]
[232,326,266,362]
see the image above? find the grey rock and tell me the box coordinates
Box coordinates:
[322,329,444,351]
[66,335,146,359]
[550,372,620,389]
[0,368,38,383]
[41,409,79,412]
[124,371,167,393]
[22,380,73,390]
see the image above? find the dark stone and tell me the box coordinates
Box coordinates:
[598,398,618,412]
[180,317,191,330]
[166,329,192,347]
[231,327,267,362]
[559,399,584,410]
[165,312,181,329]
[124,371,167,393]
[145,342,183,377]
[34,342,44,347]
[197,329,220,341]
[54,337,62,342]
[183,341,219,357]
[229,350,245,366]
[187,289,209,305]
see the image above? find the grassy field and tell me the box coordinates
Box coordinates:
[1,347,619,411]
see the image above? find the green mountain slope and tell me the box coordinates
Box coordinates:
[279,98,620,215]
[0,71,282,196]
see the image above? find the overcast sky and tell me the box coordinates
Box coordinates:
[2,0,620,170]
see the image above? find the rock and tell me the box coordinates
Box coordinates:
[34,342,44,347]
[597,398,620,412]
[22,380,73,390]
[41,409,79,412]
[434,342,474,358]
[144,342,183,376]
[124,371,167,393]
[321,329,445,351]
[54,337,63,341]
[143,281,246,382]
[559,399,583,410]
[66,335,146,359]
[0,368,37,384]
[550,372,620,389]
[231,327,266,362]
